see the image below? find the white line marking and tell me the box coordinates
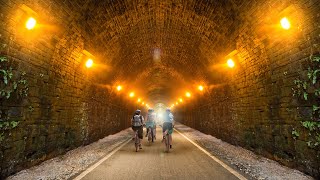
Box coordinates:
[174,129,247,180]
[73,138,132,180]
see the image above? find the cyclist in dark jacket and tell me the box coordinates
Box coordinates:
[131,109,144,149]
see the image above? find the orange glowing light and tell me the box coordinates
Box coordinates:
[280,17,291,30]
[186,92,191,98]
[142,102,145,105]
[179,98,183,102]
[26,17,36,30]
[227,59,235,68]
[176,102,178,105]
[86,59,93,68]
[129,92,135,97]
[198,85,204,91]
[116,85,122,91]
[137,98,141,102]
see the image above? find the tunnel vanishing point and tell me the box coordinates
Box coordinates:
[0,0,320,178]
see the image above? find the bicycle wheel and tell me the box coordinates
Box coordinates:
[151,128,154,142]
[165,133,170,152]
[148,128,152,142]
[135,131,139,152]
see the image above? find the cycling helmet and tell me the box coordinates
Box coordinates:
[135,109,141,114]
[148,108,154,112]
[166,107,171,112]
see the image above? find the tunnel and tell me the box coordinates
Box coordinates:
[0,0,320,179]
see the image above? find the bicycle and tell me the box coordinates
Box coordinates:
[134,130,140,152]
[147,126,154,143]
[163,129,170,152]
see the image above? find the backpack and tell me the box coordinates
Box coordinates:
[147,113,155,122]
[132,115,143,126]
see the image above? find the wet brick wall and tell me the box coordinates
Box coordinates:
[0,0,133,178]
[179,0,320,177]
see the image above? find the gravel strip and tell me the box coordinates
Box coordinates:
[7,128,132,180]
[174,123,314,180]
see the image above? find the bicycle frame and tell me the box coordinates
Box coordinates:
[147,126,154,142]
[164,130,170,152]
[134,130,140,152]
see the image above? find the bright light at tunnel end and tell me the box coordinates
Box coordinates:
[86,59,93,68]
[227,59,235,68]
[26,17,36,30]
[280,17,291,30]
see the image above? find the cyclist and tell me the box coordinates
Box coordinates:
[145,108,156,140]
[162,108,174,148]
[131,109,144,149]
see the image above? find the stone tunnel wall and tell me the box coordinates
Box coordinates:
[178,0,320,178]
[0,1,133,178]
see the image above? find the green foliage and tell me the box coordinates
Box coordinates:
[0,118,19,130]
[0,56,28,99]
[301,121,320,131]
[0,132,4,142]
[292,129,300,140]
[0,55,29,142]
[292,55,320,148]
[28,106,34,112]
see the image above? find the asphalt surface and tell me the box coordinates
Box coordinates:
[78,127,241,180]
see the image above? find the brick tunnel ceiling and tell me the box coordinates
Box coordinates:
[79,0,241,104]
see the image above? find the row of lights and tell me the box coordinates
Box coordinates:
[170,85,203,109]
[223,17,291,69]
[170,18,291,109]
[27,14,148,109]
[24,17,151,108]
[116,85,151,108]
[25,17,97,69]
[24,15,291,110]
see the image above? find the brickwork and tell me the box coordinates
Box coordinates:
[76,0,240,104]
[180,0,320,177]
[0,0,133,178]
[0,0,319,178]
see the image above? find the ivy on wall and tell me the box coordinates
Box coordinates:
[0,55,29,142]
[292,55,320,148]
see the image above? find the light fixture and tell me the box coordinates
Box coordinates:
[142,102,145,105]
[176,102,178,105]
[86,59,93,68]
[198,85,204,91]
[179,98,183,102]
[137,98,141,102]
[227,59,235,68]
[129,92,135,97]
[186,92,191,98]
[116,85,122,91]
[280,17,291,30]
[26,17,36,30]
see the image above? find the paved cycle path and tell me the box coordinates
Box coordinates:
[76,127,244,180]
